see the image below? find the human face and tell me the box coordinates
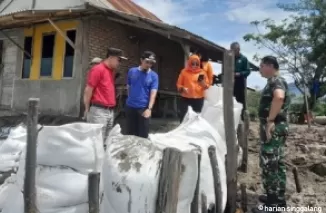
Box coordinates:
[231,45,240,56]
[107,56,121,69]
[140,59,154,70]
[191,60,200,69]
[259,62,274,78]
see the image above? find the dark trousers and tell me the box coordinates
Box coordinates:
[179,97,204,122]
[125,106,150,138]
[234,76,246,120]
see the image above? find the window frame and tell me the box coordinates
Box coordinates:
[21,36,33,79]
[22,20,78,80]
[39,32,56,79]
[62,28,77,79]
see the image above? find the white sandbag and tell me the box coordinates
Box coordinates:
[0,182,23,213]
[36,122,104,173]
[201,86,243,141]
[205,84,223,104]
[151,109,227,212]
[103,133,162,213]
[0,125,27,172]
[38,203,88,213]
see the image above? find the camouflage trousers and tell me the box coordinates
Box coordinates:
[259,121,288,201]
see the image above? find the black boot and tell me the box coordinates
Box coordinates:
[258,194,267,203]
[252,194,281,213]
[258,194,287,207]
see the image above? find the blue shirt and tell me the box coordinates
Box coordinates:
[126,67,159,108]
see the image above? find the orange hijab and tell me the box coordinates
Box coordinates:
[185,55,202,73]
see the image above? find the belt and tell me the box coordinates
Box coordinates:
[91,103,115,110]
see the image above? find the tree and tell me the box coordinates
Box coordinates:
[243,0,326,111]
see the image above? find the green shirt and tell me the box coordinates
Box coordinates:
[234,54,250,77]
[258,76,291,122]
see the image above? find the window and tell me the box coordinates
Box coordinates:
[40,33,55,77]
[63,30,76,78]
[22,37,32,79]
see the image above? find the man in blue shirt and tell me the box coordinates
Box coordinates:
[125,51,159,138]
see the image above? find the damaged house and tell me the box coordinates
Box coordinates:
[0,0,258,117]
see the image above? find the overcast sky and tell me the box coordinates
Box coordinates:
[134,0,295,89]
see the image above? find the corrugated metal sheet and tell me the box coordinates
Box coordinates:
[0,0,161,21]
[105,0,161,22]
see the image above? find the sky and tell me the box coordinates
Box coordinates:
[133,0,295,89]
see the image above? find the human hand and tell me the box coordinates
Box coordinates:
[235,73,240,77]
[82,110,88,120]
[142,109,152,118]
[266,121,275,140]
[182,87,189,94]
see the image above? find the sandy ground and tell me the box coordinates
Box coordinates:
[143,119,326,212]
[238,122,326,212]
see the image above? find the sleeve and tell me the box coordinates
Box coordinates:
[207,62,214,85]
[241,57,251,77]
[270,78,287,92]
[127,69,132,86]
[151,74,159,91]
[176,70,185,90]
[87,66,101,88]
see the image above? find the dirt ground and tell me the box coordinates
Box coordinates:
[238,122,326,212]
[145,119,326,212]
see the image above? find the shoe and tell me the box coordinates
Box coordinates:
[258,194,287,207]
[258,194,267,203]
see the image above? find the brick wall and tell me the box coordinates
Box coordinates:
[87,17,184,91]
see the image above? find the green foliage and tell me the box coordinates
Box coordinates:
[312,101,326,116]
[243,0,326,110]
[247,90,260,119]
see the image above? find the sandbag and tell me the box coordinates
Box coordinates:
[102,133,163,213]
[150,109,227,212]
[36,123,104,173]
[0,125,27,172]
[0,122,105,213]
[201,86,243,141]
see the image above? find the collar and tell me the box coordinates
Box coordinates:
[101,62,113,72]
[138,66,151,73]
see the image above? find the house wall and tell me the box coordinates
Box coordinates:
[86,17,184,91]
[0,32,19,108]
[0,20,86,116]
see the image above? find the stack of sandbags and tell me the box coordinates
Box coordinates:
[0,122,105,213]
[100,108,227,213]
[0,125,27,184]
[202,85,243,166]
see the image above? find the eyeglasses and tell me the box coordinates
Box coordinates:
[191,61,199,66]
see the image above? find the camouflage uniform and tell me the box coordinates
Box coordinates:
[258,76,290,203]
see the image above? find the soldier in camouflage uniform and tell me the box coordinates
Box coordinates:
[252,56,290,213]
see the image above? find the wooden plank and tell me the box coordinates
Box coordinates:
[88,172,100,213]
[201,193,208,213]
[240,110,249,173]
[24,98,39,213]
[222,50,237,213]
[155,148,183,213]
[240,184,247,212]
[191,152,201,213]
[47,18,76,49]
[208,146,223,213]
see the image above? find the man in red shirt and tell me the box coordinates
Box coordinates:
[83,48,127,145]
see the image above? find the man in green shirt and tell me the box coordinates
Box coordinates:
[230,42,251,119]
[253,56,290,213]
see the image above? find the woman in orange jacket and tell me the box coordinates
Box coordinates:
[176,54,209,122]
